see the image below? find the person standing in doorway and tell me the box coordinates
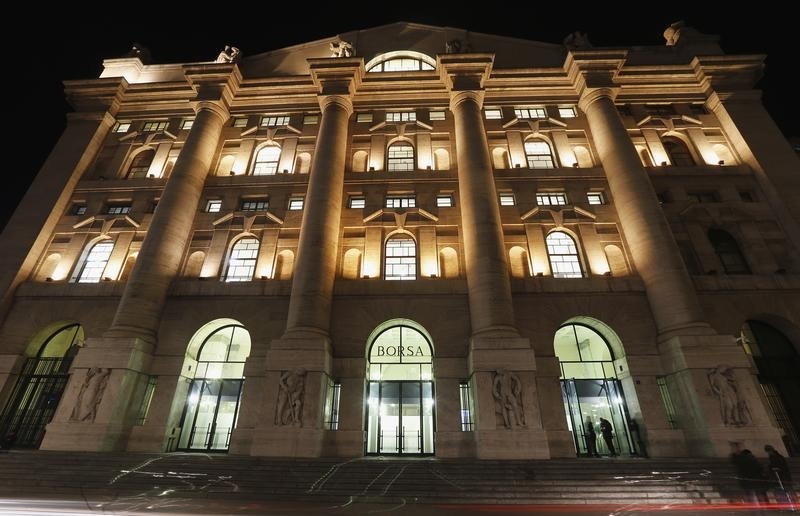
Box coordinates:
[584,418,599,457]
[599,417,616,456]
[765,444,795,508]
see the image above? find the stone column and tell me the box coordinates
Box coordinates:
[441,55,549,459]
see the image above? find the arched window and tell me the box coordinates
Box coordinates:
[663,137,695,166]
[76,240,114,283]
[366,51,435,72]
[546,231,583,278]
[224,238,259,282]
[252,146,281,175]
[385,236,416,280]
[127,149,155,178]
[708,229,750,274]
[524,140,555,169]
[387,142,415,172]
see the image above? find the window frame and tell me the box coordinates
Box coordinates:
[384,235,418,281]
[546,231,584,279]
[223,237,260,282]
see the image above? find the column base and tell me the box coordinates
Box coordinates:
[544,429,577,458]
[435,430,476,458]
[475,428,550,459]
[250,427,325,457]
[323,429,364,457]
[41,421,130,452]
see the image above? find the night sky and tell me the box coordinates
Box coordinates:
[5,10,797,231]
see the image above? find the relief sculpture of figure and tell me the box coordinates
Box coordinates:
[329,39,354,58]
[70,367,111,422]
[275,368,307,427]
[563,31,592,50]
[214,45,241,63]
[708,365,751,426]
[492,369,525,429]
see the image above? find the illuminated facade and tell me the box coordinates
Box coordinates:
[0,22,798,459]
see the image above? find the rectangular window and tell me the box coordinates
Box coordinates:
[260,115,289,127]
[536,192,568,206]
[385,195,416,208]
[348,196,366,209]
[687,191,719,203]
[386,111,416,122]
[429,110,446,121]
[288,197,304,210]
[656,376,679,429]
[142,121,168,132]
[135,376,158,425]
[459,381,475,431]
[181,118,195,130]
[356,112,373,123]
[436,194,453,207]
[106,205,132,215]
[499,193,516,206]
[114,122,131,133]
[484,107,503,120]
[206,200,222,213]
[233,117,248,128]
[71,204,87,216]
[240,200,268,211]
[303,114,319,125]
[323,379,341,430]
[558,106,577,118]
[515,107,548,119]
[587,192,605,205]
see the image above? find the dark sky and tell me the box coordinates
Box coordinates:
[5,10,797,231]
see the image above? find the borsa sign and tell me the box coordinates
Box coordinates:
[374,345,428,357]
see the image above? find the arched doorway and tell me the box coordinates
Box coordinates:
[365,320,434,455]
[740,319,800,455]
[0,322,83,448]
[177,321,251,452]
[554,322,636,457]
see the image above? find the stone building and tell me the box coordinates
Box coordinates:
[0,22,798,459]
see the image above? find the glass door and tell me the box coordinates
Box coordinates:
[561,379,588,456]
[178,379,243,451]
[366,380,434,455]
[604,379,634,456]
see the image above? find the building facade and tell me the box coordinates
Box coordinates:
[0,22,798,459]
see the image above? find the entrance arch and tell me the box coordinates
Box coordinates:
[176,319,251,452]
[365,319,435,455]
[554,319,637,457]
[0,322,84,448]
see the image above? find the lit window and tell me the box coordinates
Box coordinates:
[106,205,131,215]
[181,118,195,130]
[233,117,248,128]
[114,122,131,133]
[76,241,114,283]
[536,192,568,206]
[348,196,366,209]
[524,140,555,169]
[252,146,281,175]
[386,112,416,123]
[429,111,446,121]
[459,382,475,431]
[240,200,268,211]
[357,113,373,123]
[484,108,503,120]
[366,52,435,72]
[587,192,605,205]
[385,236,417,280]
[224,238,259,282]
[323,380,341,430]
[499,193,516,206]
[206,200,222,213]
[288,197,304,210]
[436,195,453,207]
[142,121,168,132]
[260,116,289,127]
[515,107,547,119]
[546,231,583,278]
[127,149,155,179]
[303,114,319,125]
[387,142,415,172]
[386,196,415,208]
[558,106,577,118]
[71,204,87,216]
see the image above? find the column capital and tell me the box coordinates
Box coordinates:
[449,89,485,111]
[577,87,618,112]
[564,49,626,100]
[194,100,230,121]
[438,53,494,92]
[308,57,364,96]
[318,94,354,116]
[183,62,242,106]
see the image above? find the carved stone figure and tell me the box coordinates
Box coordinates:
[492,369,525,428]
[214,45,241,63]
[329,40,354,58]
[445,38,471,54]
[275,368,307,427]
[563,31,593,50]
[663,20,704,46]
[125,43,151,63]
[70,367,111,422]
[708,365,751,426]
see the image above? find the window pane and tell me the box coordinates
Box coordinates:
[78,241,114,283]
[385,238,417,280]
[225,238,259,282]
[546,231,583,278]
[253,146,281,175]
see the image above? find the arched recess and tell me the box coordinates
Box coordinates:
[384,232,417,280]
[294,152,311,174]
[0,322,85,448]
[433,149,450,171]
[554,317,641,457]
[572,146,593,167]
[635,145,654,167]
[387,141,415,172]
[508,246,530,278]
[37,253,61,281]
[365,319,435,455]
[352,151,368,172]
[662,135,696,166]
[708,229,750,274]
[524,138,556,169]
[223,237,260,282]
[439,247,459,278]
[342,248,362,279]
[546,230,584,278]
[252,144,281,175]
[175,319,251,452]
[119,252,138,281]
[72,236,114,283]
[126,147,155,179]
[274,250,294,280]
[712,144,736,165]
[739,317,800,455]
[603,245,628,276]
[492,147,510,169]
[217,155,235,176]
[184,251,206,278]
